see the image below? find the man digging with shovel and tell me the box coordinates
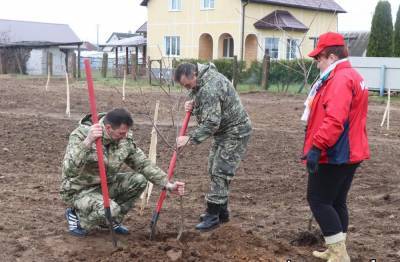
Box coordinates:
[60,108,185,237]
[175,62,252,232]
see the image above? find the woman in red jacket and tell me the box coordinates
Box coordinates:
[302,32,370,261]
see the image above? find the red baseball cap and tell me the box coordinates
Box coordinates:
[308,32,345,58]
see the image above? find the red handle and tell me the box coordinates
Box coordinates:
[154,111,191,212]
[84,59,111,208]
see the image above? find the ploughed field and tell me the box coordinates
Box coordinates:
[0,76,399,261]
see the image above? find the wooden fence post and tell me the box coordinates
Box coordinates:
[0,51,4,74]
[101,52,108,78]
[232,55,238,89]
[148,56,152,85]
[131,53,137,80]
[71,52,77,79]
[261,53,270,90]
[47,52,53,76]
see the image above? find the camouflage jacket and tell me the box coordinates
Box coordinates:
[60,113,168,204]
[188,63,252,144]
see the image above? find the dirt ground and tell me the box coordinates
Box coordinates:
[0,76,399,261]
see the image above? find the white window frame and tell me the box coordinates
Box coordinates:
[164,36,181,57]
[223,37,234,58]
[286,38,299,60]
[201,0,215,10]
[169,0,182,11]
[264,37,279,59]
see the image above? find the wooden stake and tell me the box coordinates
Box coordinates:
[139,101,160,215]
[45,65,50,91]
[380,85,391,130]
[65,72,71,117]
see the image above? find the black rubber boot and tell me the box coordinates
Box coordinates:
[195,202,220,232]
[199,202,229,223]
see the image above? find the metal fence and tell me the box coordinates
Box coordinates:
[349,56,400,95]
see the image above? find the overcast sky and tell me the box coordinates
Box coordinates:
[0,0,399,43]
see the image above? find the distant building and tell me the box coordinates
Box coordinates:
[135,22,147,37]
[0,19,82,75]
[103,32,136,52]
[341,31,370,57]
[140,0,345,65]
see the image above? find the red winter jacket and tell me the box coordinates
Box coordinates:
[303,60,370,164]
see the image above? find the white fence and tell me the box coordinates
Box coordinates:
[349,56,400,95]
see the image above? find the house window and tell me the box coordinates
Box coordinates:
[201,0,215,9]
[286,38,299,60]
[169,0,182,11]
[165,36,181,56]
[223,37,234,57]
[265,37,279,59]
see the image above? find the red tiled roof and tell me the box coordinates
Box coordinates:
[254,10,309,32]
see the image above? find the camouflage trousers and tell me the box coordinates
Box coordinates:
[72,172,147,230]
[206,135,250,205]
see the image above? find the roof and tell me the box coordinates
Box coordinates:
[101,35,147,47]
[254,10,309,32]
[105,32,136,43]
[136,22,147,34]
[249,0,345,13]
[141,0,346,13]
[341,31,370,57]
[0,19,81,47]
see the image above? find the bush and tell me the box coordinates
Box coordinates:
[367,1,394,57]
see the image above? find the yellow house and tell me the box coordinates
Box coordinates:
[140,0,345,65]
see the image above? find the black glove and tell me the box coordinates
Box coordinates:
[306,146,321,175]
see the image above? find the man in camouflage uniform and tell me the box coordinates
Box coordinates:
[175,63,252,231]
[61,108,184,237]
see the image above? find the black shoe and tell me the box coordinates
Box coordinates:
[196,214,220,231]
[195,202,221,232]
[199,203,229,223]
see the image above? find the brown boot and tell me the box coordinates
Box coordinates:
[326,240,350,262]
[313,233,347,260]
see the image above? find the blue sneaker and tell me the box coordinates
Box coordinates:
[65,208,87,237]
[113,223,129,235]
[99,222,129,235]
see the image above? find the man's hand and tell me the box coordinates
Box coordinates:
[165,181,185,196]
[83,123,102,148]
[184,100,194,112]
[176,136,190,148]
[306,146,321,175]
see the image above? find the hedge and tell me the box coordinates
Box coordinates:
[173,58,319,89]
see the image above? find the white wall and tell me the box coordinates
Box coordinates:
[349,57,400,92]
[26,49,43,75]
[26,47,66,76]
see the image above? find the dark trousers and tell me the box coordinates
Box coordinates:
[307,163,359,237]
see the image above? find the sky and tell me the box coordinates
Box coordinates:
[0,0,399,44]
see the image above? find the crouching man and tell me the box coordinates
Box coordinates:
[60,108,184,237]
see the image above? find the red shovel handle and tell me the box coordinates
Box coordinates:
[84,59,111,208]
[150,110,191,239]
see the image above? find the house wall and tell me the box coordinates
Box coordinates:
[146,0,338,61]
[147,0,241,60]
[245,3,338,60]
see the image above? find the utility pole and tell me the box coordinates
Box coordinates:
[96,24,100,50]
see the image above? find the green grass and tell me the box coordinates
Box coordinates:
[237,83,307,94]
